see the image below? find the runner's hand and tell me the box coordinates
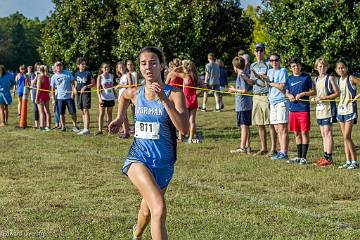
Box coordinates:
[108,118,122,134]
[149,82,166,101]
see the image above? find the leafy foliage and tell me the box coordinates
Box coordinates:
[41,0,254,70]
[0,12,43,70]
[260,0,360,72]
[41,0,119,70]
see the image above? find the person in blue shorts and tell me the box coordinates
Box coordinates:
[14,65,29,117]
[109,46,189,240]
[0,65,15,126]
[335,60,360,169]
[51,61,80,132]
[229,56,252,154]
[311,58,339,166]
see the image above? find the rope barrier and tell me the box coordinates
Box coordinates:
[25,82,358,103]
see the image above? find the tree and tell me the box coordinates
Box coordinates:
[260,0,360,72]
[244,5,270,57]
[41,0,254,70]
[113,0,254,68]
[41,0,119,70]
[0,12,43,70]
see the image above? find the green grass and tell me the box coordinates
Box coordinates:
[1,95,360,239]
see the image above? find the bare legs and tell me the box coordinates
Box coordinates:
[128,163,168,240]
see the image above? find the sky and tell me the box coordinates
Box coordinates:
[0,0,262,20]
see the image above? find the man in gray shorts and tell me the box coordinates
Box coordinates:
[201,53,221,112]
[250,43,277,156]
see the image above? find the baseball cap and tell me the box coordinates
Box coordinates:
[255,43,265,50]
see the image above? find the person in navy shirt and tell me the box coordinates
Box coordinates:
[109,46,189,240]
[285,57,315,164]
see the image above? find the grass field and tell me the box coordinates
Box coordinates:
[1,94,360,239]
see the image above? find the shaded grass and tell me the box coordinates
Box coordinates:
[0,95,360,239]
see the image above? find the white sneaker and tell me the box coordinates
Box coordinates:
[77,129,90,135]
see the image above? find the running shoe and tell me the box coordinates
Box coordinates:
[214,108,221,112]
[317,158,332,166]
[230,148,247,154]
[94,130,103,136]
[338,162,351,169]
[72,126,81,133]
[287,157,300,164]
[77,129,90,135]
[200,107,206,112]
[44,127,51,132]
[299,158,308,165]
[60,127,66,132]
[271,152,288,161]
[347,161,359,170]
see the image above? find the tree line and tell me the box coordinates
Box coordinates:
[2,1,360,73]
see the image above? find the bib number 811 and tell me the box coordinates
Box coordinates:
[139,122,153,132]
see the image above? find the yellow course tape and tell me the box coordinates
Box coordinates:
[26,83,359,103]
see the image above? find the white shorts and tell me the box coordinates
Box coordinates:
[270,101,289,124]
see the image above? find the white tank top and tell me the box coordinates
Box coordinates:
[118,74,128,96]
[100,74,115,100]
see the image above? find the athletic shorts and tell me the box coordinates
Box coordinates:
[337,113,357,124]
[122,159,174,189]
[100,100,115,108]
[270,101,289,124]
[252,95,270,125]
[208,84,220,91]
[316,117,334,126]
[236,110,252,126]
[289,112,310,132]
[57,98,76,115]
[77,92,91,110]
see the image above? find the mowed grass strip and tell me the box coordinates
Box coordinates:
[0,94,359,239]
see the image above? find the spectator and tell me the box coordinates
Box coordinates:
[286,57,315,165]
[201,53,221,112]
[35,65,51,131]
[0,65,15,126]
[215,59,228,110]
[51,61,80,132]
[250,43,277,157]
[74,57,95,135]
[229,57,253,154]
[311,58,339,166]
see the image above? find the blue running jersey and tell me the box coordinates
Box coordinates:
[127,85,177,168]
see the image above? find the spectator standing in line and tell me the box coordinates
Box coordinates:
[0,65,15,126]
[216,59,228,110]
[96,62,116,135]
[250,43,277,157]
[260,53,289,160]
[74,57,95,135]
[285,57,315,165]
[335,60,360,169]
[311,58,339,166]
[229,57,253,154]
[51,61,80,132]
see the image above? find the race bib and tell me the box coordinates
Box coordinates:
[104,88,113,94]
[316,103,325,112]
[135,121,160,140]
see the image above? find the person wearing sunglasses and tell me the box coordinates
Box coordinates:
[259,53,289,161]
[250,43,277,157]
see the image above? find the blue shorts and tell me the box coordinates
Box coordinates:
[317,117,336,126]
[57,98,76,115]
[237,110,252,126]
[122,159,174,189]
[337,113,357,124]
